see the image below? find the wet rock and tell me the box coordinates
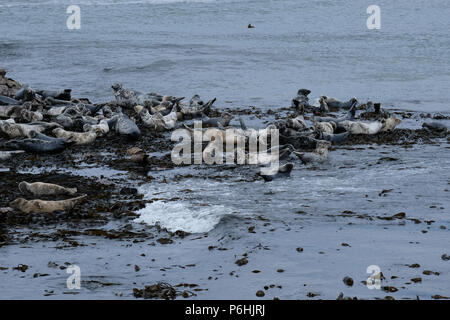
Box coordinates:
[157,238,173,245]
[256,290,265,297]
[306,292,319,297]
[343,276,354,287]
[13,264,28,272]
[133,282,180,300]
[441,254,450,261]
[408,263,420,268]
[296,247,304,252]
[382,286,398,293]
[235,258,248,266]
[432,295,449,300]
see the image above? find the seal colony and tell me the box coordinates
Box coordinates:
[0,67,448,213]
[0,68,449,300]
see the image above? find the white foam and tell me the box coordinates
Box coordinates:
[134,201,227,233]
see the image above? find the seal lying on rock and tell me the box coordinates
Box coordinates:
[338,117,401,135]
[108,112,141,139]
[291,89,311,113]
[313,104,357,124]
[293,140,331,164]
[19,181,77,196]
[338,120,383,135]
[178,96,216,119]
[36,89,71,101]
[83,119,110,136]
[259,163,294,182]
[52,127,100,145]
[380,117,402,132]
[201,113,234,128]
[287,115,308,131]
[135,105,166,131]
[0,95,21,106]
[14,85,35,102]
[0,120,60,139]
[319,131,349,144]
[9,195,87,214]
[3,137,70,154]
[422,121,448,134]
[321,96,358,110]
[314,121,336,134]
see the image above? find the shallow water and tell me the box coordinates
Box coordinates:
[1,0,450,112]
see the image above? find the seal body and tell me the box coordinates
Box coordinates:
[19,181,77,196]
[10,195,86,214]
[52,128,99,145]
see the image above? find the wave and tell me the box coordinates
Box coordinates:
[134,200,230,233]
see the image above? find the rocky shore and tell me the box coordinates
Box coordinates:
[0,68,448,299]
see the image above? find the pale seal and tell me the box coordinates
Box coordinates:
[10,195,87,214]
[19,181,77,196]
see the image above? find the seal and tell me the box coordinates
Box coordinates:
[0,95,21,106]
[287,115,308,131]
[321,96,358,110]
[3,137,70,154]
[36,89,72,101]
[52,127,100,145]
[291,89,311,113]
[20,109,43,122]
[45,106,67,117]
[338,120,383,135]
[162,104,179,130]
[422,121,448,133]
[0,104,21,118]
[14,85,35,101]
[0,120,61,139]
[19,181,77,196]
[9,195,87,214]
[180,96,216,119]
[314,121,336,134]
[259,163,294,182]
[320,131,349,144]
[107,112,141,139]
[135,105,166,131]
[313,104,357,124]
[201,112,234,128]
[380,117,402,132]
[83,119,110,136]
[294,140,331,164]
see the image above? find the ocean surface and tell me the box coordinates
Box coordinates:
[1,0,450,112]
[1,0,449,300]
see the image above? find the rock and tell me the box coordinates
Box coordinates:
[441,254,450,261]
[256,290,265,297]
[13,264,28,272]
[235,258,248,266]
[133,283,178,300]
[343,276,354,287]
